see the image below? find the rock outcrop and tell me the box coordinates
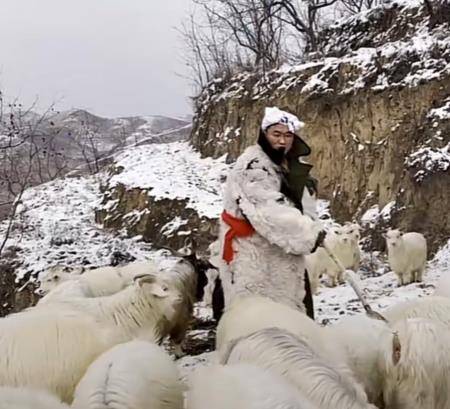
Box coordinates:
[190,0,450,253]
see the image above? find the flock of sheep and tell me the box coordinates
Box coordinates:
[0,222,449,409]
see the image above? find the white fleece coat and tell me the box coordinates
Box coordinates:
[218,144,322,312]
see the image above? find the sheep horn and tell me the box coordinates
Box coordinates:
[322,243,388,323]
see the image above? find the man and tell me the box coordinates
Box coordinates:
[216,106,325,319]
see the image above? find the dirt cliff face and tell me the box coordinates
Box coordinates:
[190,1,450,253]
[95,183,218,254]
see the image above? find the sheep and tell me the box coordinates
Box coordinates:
[72,340,183,409]
[38,273,182,341]
[383,295,450,328]
[304,247,339,291]
[0,274,181,402]
[384,229,427,285]
[325,224,361,271]
[38,260,159,300]
[222,327,376,409]
[203,268,219,306]
[378,317,450,409]
[186,363,317,409]
[216,295,344,369]
[0,386,69,409]
[304,224,361,290]
[39,257,199,356]
[37,264,84,295]
[324,314,391,406]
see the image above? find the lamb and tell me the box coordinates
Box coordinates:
[384,229,427,285]
[378,317,450,409]
[304,247,339,291]
[186,363,317,409]
[305,223,361,290]
[38,260,159,300]
[0,387,69,409]
[72,340,183,409]
[216,295,343,368]
[222,327,376,409]
[326,224,360,269]
[0,274,181,402]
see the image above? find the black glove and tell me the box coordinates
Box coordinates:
[311,230,327,253]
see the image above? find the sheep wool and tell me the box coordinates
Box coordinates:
[72,340,183,409]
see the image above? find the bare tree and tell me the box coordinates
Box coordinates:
[181,0,290,90]
[337,0,380,14]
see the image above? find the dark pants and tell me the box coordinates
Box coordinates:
[212,276,225,322]
[303,269,315,320]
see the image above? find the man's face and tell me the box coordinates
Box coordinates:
[265,124,295,152]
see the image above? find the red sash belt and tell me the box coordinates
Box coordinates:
[221,210,255,264]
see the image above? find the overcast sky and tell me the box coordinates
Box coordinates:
[0,0,193,119]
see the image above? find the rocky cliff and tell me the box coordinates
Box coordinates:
[190,0,450,253]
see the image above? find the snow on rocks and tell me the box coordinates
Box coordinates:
[0,175,158,281]
[405,142,450,182]
[106,141,230,219]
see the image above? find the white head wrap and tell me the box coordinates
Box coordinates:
[261,107,305,134]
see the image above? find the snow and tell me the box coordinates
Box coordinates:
[0,175,162,281]
[428,97,450,120]
[106,141,230,219]
[406,142,450,182]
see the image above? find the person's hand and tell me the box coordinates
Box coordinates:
[312,230,327,253]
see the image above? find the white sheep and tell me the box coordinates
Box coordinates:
[156,258,200,357]
[72,340,183,409]
[324,315,390,406]
[216,295,343,368]
[0,274,180,402]
[0,386,69,409]
[186,363,316,409]
[326,224,360,270]
[383,295,450,328]
[39,258,199,358]
[305,224,361,290]
[378,317,450,409]
[384,229,427,285]
[38,260,159,299]
[304,247,340,291]
[203,268,219,306]
[38,273,182,341]
[222,327,376,409]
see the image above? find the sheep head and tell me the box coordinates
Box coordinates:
[384,229,403,248]
[37,265,82,295]
[133,273,181,322]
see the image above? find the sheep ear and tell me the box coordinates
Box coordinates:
[392,332,402,366]
[382,233,387,239]
[134,273,157,285]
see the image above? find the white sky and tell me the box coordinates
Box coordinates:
[0,0,193,119]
